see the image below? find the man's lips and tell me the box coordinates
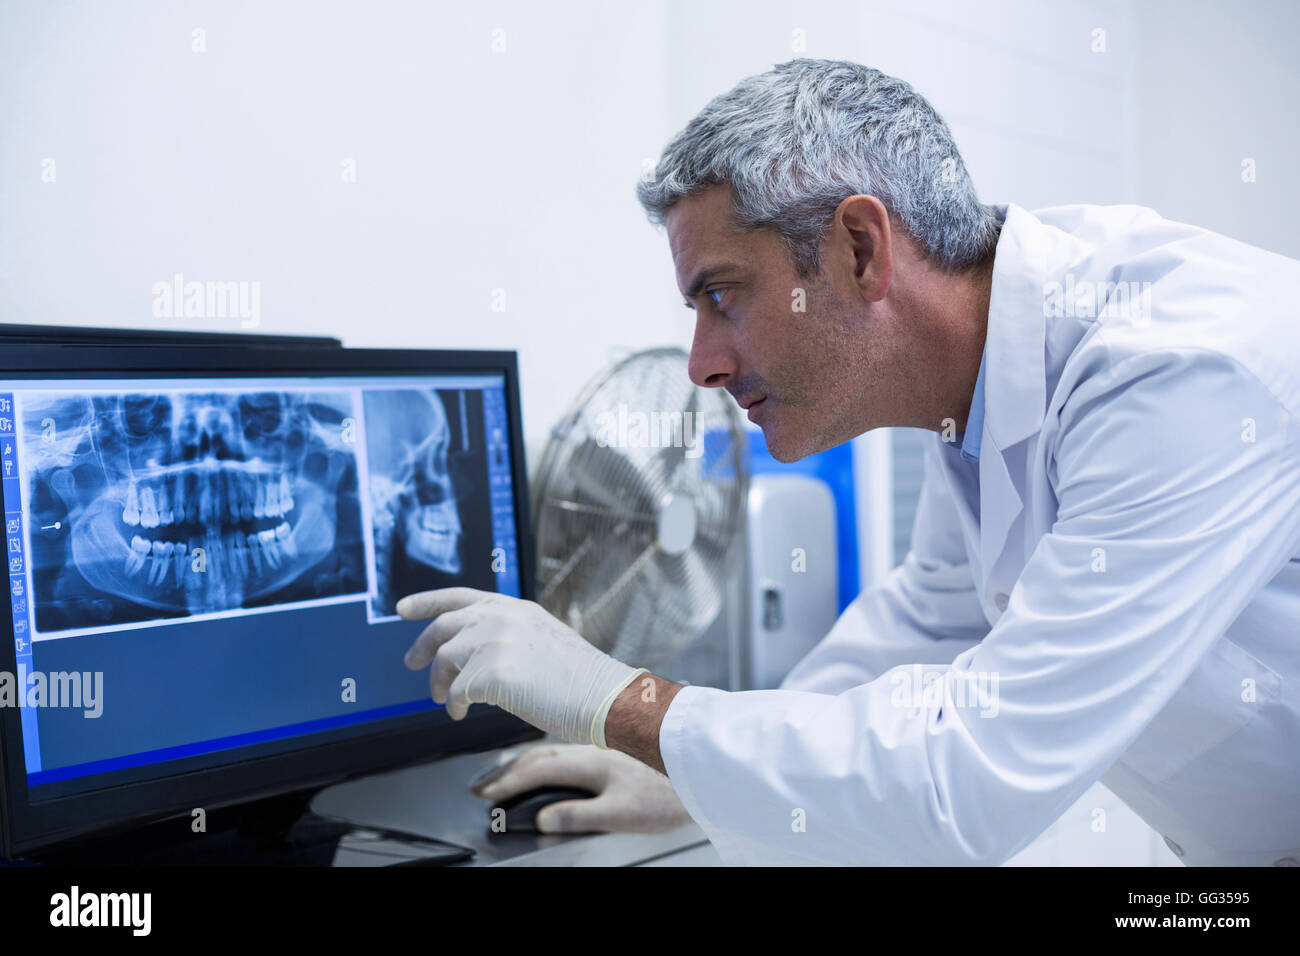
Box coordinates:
[729,390,769,423]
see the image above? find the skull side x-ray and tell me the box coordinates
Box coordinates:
[363,388,496,619]
[21,389,366,634]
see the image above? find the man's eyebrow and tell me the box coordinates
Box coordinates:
[683,265,739,298]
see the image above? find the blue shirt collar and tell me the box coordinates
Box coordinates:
[956,345,987,463]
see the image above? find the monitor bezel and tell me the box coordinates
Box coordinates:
[0,344,541,857]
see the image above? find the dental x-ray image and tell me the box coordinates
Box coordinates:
[364,388,495,619]
[21,389,367,635]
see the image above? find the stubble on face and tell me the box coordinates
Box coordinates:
[754,268,883,462]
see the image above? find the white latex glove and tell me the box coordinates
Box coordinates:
[398,588,646,748]
[471,742,693,835]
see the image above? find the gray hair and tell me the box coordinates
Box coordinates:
[636,58,1002,276]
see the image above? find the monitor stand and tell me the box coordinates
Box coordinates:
[31,791,474,866]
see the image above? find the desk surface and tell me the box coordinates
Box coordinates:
[311,743,717,866]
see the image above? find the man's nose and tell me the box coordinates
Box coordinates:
[687,316,736,389]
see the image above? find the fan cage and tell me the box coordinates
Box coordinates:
[531,347,748,667]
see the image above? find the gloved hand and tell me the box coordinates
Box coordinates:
[398,588,647,748]
[471,742,694,834]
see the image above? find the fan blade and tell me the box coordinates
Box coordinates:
[560,439,665,516]
[544,496,657,525]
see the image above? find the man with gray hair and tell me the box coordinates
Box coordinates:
[400,58,1300,866]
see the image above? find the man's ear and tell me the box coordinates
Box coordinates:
[832,194,893,303]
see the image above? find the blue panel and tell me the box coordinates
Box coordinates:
[747,430,859,613]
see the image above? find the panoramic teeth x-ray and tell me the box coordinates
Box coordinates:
[22,389,366,634]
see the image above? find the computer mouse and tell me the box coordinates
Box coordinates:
[489,786,598,834]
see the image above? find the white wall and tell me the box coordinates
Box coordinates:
[1132,0,1300,258]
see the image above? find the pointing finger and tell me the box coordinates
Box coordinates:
[396,587,495,621]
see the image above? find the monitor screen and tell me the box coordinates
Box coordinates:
[0,371,522,803]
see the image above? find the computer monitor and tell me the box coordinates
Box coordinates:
[0,321,344,350]
[0,344,539,858]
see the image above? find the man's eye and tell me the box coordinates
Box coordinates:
[708,289,727,308]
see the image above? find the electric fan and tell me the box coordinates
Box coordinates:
[531,347,748,668]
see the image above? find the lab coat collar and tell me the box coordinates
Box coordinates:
[976,203,1051,586]
[984,203,1048,452]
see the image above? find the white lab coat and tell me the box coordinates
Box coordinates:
[659,202,1300,866]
